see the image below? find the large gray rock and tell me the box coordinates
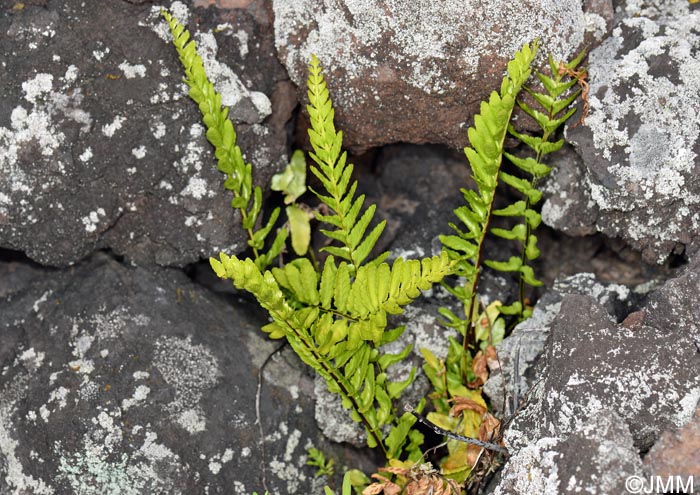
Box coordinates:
[273,0,612,153]
[505,294,700,452]
[0,0,293,268]
[489,254,700,494]
[553,2,700,263]
[0,254,372,494]
[483,273,638,415]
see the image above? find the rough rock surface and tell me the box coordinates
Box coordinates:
[555,2,700,263]
[491,255,700,493]
[0,0,293,268]
[0,254,372,494]
[493,413,644,495]
[483,272,638,415]
[273,0,613,153]
[644,402,700,477]
[507,294,700,451]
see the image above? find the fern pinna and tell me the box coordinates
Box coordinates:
[163,12,452,460]
[440,42,585,353]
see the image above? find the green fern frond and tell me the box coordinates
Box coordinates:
[162,10,286,269]
[440,41,538,351]
[306,55,386,272]
[211,251,449,456]
[495,49,586,319]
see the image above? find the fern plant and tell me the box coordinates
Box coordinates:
[164,9,586,490]
[163,12,453,461]
[439,42,586,354]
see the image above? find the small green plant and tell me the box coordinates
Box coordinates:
[307,447,335,477]
[163,9,585,492]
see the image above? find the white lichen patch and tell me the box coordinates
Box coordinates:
[207,448,234,475]
[18,348,46,371]
[0,374,55,494]
[150,121,166,139]
[180,176,214,200]
[131,146,147,159]
[494,437,561,495]
[233,29,249,58]
[63,65,79,83]
[79,147,93,162]
[101,115,126,137]
[22,73,54,105]
[133,371,150,380]
[153,335,221,434]
[176,409,206,433]
[0,104,65,200]
[33,290,52,315]
[56,413,186,495]
[192,31,271,122]
[92,47,110,62]
[121,385,151,411]
[118,61,147,79]
[81,208,106,233]
[145,1,191,42]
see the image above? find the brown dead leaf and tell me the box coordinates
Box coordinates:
[363,474,401,495]
[450,396,487,417]
[467,351,489,388]
[484,345,499,370]
[558,62,589,127]
[478,412,502,444]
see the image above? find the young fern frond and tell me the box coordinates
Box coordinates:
[306,55,386,273]
[440,41,538,352]
[162,11,286,270]
[492,49,587,320]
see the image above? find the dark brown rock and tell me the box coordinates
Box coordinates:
[644,402,700,478]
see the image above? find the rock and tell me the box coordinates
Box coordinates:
[371,145,473,260]
[493,413,644,495]
[540,146,598,238]
[0,0,293,268]
[273,0,613,153]
[560,3,700,263]
[483,272,638,414]
[0,254,372,494]
[505,293,700,454]
[644,401,700,478]
[487,255,700,493]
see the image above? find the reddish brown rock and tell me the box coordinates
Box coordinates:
[644,404,700,478]
[273,0,613,153]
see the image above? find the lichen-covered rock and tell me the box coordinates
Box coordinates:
[0,254,371,494]
[273,0,612,153]
[494,413,644,495]
[554,3,700,263]
[0,0,293,267]
[491,286,700,494]
[483,272,638,415]
[506,293,700,453]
